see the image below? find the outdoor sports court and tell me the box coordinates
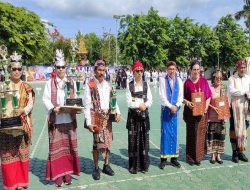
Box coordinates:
[1,81,250,190]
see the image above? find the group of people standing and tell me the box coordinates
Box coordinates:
[0,49,249,190]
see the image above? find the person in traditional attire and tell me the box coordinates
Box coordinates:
[125,61,152,174]
[207,71,227,164]
[183,60,211,166]
[83,60,121,180]
[43,49,80,187]
[228,60,250,163]
[159,61,183,169]
[0,52,35,190]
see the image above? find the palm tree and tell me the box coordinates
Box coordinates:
[235,0,250,28]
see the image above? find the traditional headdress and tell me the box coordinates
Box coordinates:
[235,59,246,68]
[132,60,143,72]
[54,49,66,66]
[213,70,222,78]
[10,51,22,67]
[94,59,106,68]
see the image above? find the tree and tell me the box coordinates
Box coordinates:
[119,7,171,68]
[0,2,49,65]
[235,0,250,28]
[84,33,102,65]
[189,24,220,68]
[101,32,116,65]
[167,16,194,68]
[215,14,250,68]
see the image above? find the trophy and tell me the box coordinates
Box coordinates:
[65,39,84,107]
[0,47,22,130]
[109,80,117,122]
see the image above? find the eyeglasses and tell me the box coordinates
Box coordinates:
[11,67,22,72]
[136,70,143,73]
[56,66,66,70]
[215,77,222,80]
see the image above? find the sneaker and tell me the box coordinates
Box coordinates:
[102,164,115,176]
[55,176,63,187]
[170,158,181,168]
[92,167,100,180]
[64,174,72,185]
[232,152,239,163]
[238,153,248,162]
[159,160,167,170]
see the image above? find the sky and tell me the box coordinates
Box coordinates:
[2,0,246,38]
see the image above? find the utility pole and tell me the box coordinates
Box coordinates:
[113,15,125,66]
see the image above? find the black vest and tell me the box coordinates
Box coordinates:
[129,80,148,102]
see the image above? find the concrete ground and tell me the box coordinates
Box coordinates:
[1,81,250,190]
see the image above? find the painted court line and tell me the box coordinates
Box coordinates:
[60,162,250,190]
[30,116,47,159]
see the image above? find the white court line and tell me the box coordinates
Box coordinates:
[30,116,47,159]
[60,162,250,190]
[149,139,160,149]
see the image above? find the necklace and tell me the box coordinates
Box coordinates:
[213,85,220,96]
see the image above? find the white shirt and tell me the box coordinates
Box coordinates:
[43,76,75,124]
[126,80,152,108]
[228,73,250,101]
[159,75,183,108]
[83,77,121,126]
[152,71,158,78]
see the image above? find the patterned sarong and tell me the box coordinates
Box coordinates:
[45,123,80,180]
[184,106,208,163]
[229,75,248,151]
[0,82,34,190]
[207,122,226,154]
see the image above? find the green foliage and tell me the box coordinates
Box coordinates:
[215,14,250,68]
[235,0,250,28]
[167,17,194,68]
[101,32,116,66]
[84,33,102,65]
[119,7,170,69]
[0,2,49,65]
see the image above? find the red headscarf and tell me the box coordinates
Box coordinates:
[132,60,144,72]
[236,60,246,68]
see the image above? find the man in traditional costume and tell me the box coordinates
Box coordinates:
[158,61,183,169]
[43,49,80,187]
[0,52,35,190]
[228,60,250,163]
[83,60,121,180]
[125,61,152,174]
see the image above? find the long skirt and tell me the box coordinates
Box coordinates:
[184,107,208,163]
[206,122,226,154]
[0,133,30,190]
[126,109,150,173]
[46,122,80,181]
[93,120,113,151]
[160,106,179,158]
[229,108,248,152]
